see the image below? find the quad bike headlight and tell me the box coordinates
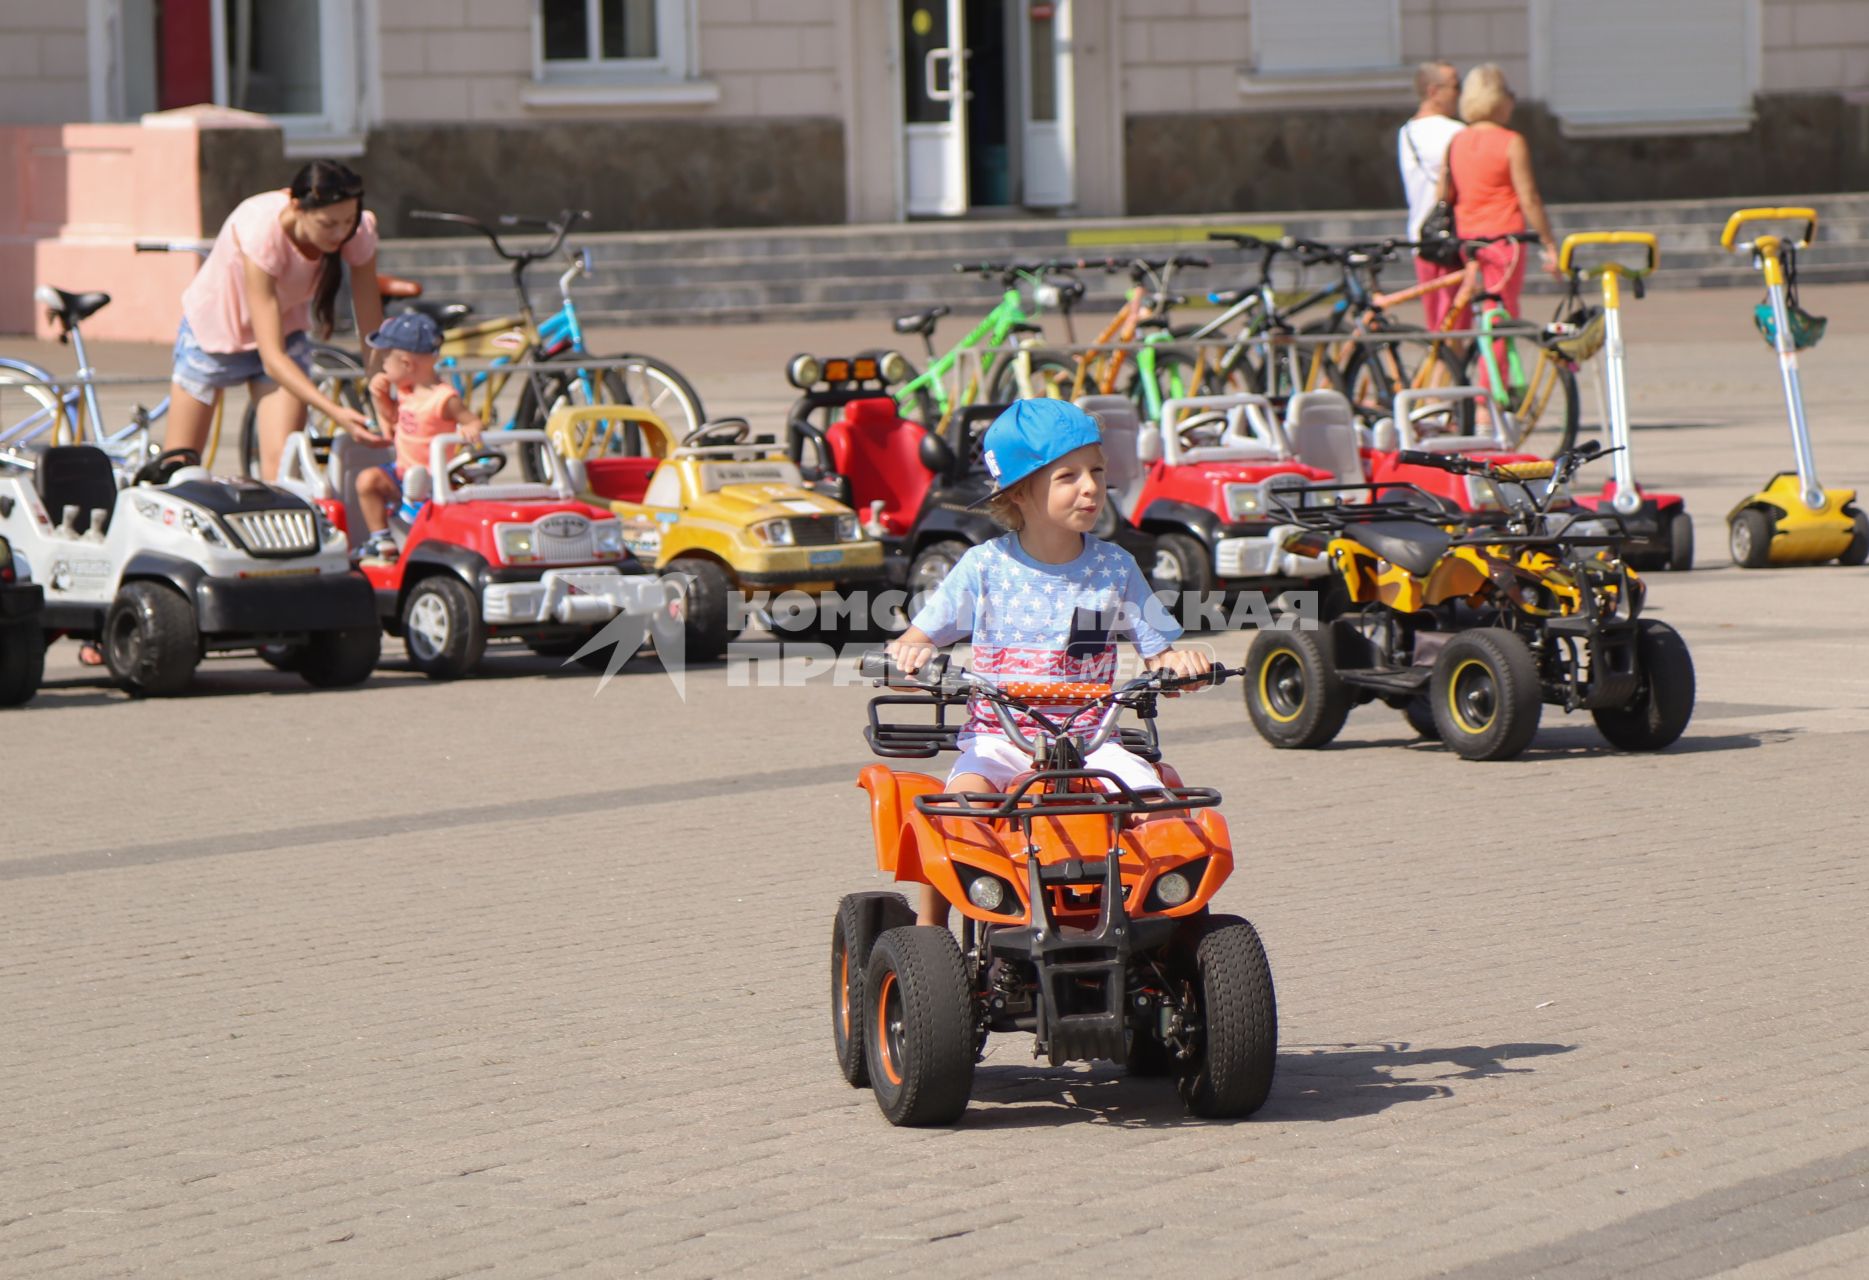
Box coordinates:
[1152,872,1193,908]
[1465,476,1503,511]
[496,523,539,564]
[964,872,1013,913]
[787,354,823,389]
[835,514,861,542]
[751,518,796,547]
[591,519,625,559]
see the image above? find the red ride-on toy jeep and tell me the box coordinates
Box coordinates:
[276,428,677,679]
[834,652,1277,1126]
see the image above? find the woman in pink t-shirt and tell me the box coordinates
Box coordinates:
[168,161,384,483]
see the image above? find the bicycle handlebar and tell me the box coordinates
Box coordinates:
[409,208,590,265]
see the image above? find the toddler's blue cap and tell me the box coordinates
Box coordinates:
[365,311,442,355]
[978,399,1102,494]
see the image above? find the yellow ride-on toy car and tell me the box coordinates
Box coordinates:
[546,405,886,659]
[1243,444,1695,760]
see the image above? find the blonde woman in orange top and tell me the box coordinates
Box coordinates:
[1436,64,1559,331]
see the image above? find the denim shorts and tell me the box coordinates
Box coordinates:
[171,317,315,405]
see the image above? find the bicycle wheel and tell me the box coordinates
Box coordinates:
[1340,323,1458,426]
[985,348,1077,402]
[241,344,367,479]
[516,353,705,442]
[1173,325,1257,397]
[1460,343,1579,458]
[1122,342,1205,413]
[0,364,73,452]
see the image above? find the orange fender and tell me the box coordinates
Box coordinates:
[856,766,942,880]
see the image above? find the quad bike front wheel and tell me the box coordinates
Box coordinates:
[863,926,975,1127]
[1176,914,1278,1120]
[1244,628,1350,749]
[830,892,916,1087]
[1592,619,1695,752]
[105,580,200,697]
[1430,629,1542,761]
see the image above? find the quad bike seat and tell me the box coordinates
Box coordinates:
[36,445,118,537]
[893,305,951,337]
[391,299,475,327]
[824,398,932,535]
[1344,520,1453,577]
[34,286,111,327]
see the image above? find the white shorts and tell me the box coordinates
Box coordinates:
[948,734,1161,795]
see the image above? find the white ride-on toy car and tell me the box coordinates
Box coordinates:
[0,445,380,695]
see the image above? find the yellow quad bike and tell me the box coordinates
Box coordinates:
[1242,444,1695,761]
[545,405,887,661]
[1720,207,1869,567]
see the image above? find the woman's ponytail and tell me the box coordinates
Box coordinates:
[288,160,366,339]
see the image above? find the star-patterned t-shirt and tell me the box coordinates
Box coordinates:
[910,533,1183,740]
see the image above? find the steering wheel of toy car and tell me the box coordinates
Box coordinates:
[685,418,751,448]
[134,447,202,487]
[1174,411,1229,449]
[447,446,507,489]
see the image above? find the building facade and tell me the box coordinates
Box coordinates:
[4,0,1869,238]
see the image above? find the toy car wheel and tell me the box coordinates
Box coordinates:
[298,627,382,688]
[1839,509,1869,566]
[104,580,200,697]
[1429,629,1542,761]
[1149,532,1215,607]
[1244,628,1350,749]
[1401,693,1440,741]
[401,574,485,680]
[831,892,915,1087]
[1592,619,1695,752]
[1729,507,1775,569]
[863,926,975,1127]
[257,642,304,673]
[0,619,46,707]
[1176,914,1277,1120]
[907,540,968,602]
[1666,510,1695,571]
[663,559,730,663]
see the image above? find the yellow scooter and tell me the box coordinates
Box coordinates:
[1720,208,1868,567]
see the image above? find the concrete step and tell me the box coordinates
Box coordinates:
[376,191,1869,327]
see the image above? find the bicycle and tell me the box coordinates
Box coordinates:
[890,260,1084,427]
[1193,233,1347,398]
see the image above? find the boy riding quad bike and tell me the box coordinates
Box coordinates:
[835,651,1277,1127]
[1242,443,1695,760]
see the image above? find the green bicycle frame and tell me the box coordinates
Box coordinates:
[895,286,1041,419]
[1472,297,1529,407]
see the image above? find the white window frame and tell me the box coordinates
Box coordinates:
[525,0,716,106]
[1237,0,1413,108]
[1529,0,1760,137]
[209,0,362,152]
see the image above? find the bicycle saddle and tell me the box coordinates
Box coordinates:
[1343,521,1454,577]
[1208,288,1250,307]
[391,299,474,327]
[1009,322,1044,336]
[893,305,950,336]
[34,286,111,325]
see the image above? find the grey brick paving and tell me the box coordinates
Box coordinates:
[5,286,1869,1276]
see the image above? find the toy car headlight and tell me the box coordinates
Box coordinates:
[178,505,225,546]
[787,354,823,389]
[591,519,625,559]
[835,514,861,542]
[496,523,539,563]
[1224,483,1262,519]
[879,350,911,384]
[313,506,344,544]
[752,518,795,547]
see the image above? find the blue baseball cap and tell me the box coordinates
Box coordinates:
[975,399,1102,501]
[365,311,442,355]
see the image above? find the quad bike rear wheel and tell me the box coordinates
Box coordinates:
[831,892,916,1087]
[1176,914,1278,1119]
[1592,619,1695,752]
[1244,628,1350,749]
[105,580,200,697]
[1401,693,1440,741]
[863,926,975,1126]
[1430,629,1542,761]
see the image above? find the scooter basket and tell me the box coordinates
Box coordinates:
[1753,301,1826,351]
[1546,305,1605,361]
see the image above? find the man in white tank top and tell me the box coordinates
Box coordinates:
[1397,61,1466,330]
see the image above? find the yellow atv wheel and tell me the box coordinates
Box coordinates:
[1244,628,1350,749]
[1429,630,1542,761]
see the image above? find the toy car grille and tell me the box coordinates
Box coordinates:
[225,509,318,557]
[789,516,839,546]
[536,523,595,562]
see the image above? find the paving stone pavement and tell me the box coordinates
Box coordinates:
[4,285,1869,1277]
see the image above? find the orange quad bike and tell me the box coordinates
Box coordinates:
[833,651,1277,1126]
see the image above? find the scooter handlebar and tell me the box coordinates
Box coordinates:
[1721,207,1817,253]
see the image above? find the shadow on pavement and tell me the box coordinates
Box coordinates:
[960,1039,1573,1130]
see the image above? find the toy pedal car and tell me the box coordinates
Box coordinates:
[544,403,885,659]
[0,532,46,706]
[0,445,378,696]
[276,428,678,680]
[833,651,1277,1127]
